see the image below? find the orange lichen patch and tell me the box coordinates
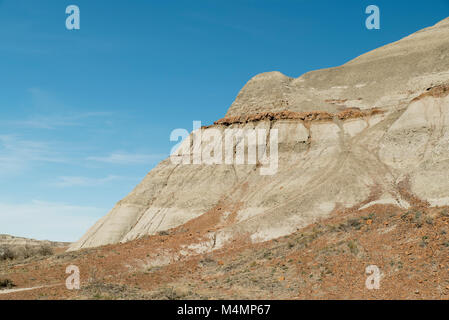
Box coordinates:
[412,84,449,102]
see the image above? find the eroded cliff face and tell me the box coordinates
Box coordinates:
[69,17,449,252]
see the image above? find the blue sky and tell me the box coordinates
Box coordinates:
[0,0,448,241]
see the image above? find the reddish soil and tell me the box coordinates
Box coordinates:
[1,201,449,300]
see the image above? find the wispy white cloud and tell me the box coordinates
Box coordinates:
[0,135,66,175]
[0,200,105,242]
[53,175,136,187]
[1,87,113,129]
[87,152,167,165]
[10,112,112,129]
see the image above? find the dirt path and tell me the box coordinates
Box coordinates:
[0,284,58,295]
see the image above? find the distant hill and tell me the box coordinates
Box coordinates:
[0,235,70,262]
[0,234,70,248]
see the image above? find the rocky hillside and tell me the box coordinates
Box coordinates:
[69,17,449,255]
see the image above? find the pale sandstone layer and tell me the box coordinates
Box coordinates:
[69,17,449,251]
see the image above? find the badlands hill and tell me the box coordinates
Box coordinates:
[2,17,449,300]
[70,17,449,252]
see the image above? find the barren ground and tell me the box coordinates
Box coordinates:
[1,203,449,300]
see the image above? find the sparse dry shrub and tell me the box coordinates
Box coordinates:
[151,286,189,300]
[0,244,54,261]
[0,278,15,289]
[0,246,16,261]
[37,245,53,257]
[347,240,358,255]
